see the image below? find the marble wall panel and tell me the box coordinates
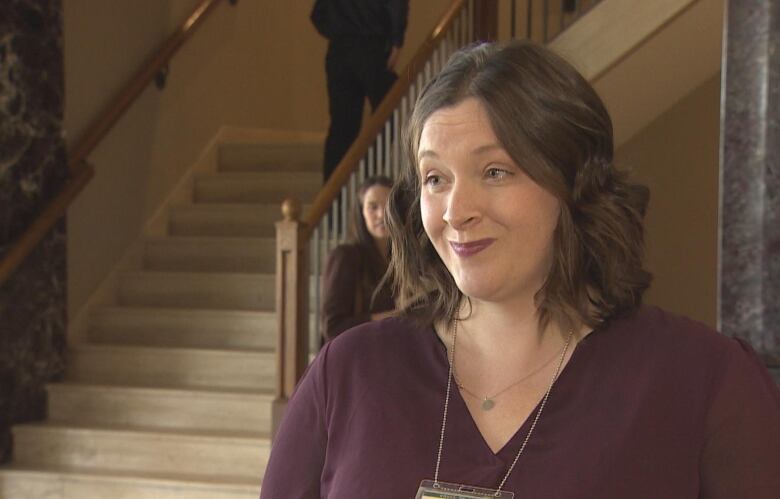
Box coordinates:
[0,0,67,462]
[720,0,780,378]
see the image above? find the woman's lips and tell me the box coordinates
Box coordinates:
[449,239,495,257]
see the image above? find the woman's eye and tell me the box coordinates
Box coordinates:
[424,174,442,187]
[486,167,509,180]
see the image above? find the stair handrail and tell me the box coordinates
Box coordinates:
[0,0,235,286]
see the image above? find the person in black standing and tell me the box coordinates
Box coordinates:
[311,0,409,181]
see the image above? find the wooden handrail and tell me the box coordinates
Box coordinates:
[0,164,94,284]
[68,0,230,173]
[1,0,233,287]
[303,0,467,238]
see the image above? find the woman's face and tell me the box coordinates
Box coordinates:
[418,98,560,305]
[362,184,391,241]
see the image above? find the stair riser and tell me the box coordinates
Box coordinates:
[117,274,275,311]
[89,312,275,350]
[144,240,275,273]
[67,350,275,391]
[0,472,260,499]
[48,388,272,434]
[219,143,321,173]
[117,273,318,312]
[168,203,312,238]
[13,428,269,478]
[194,176,319,204]
[169,208,278,237]
[89,310,319,350]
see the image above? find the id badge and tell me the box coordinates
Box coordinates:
[416,480,514,499]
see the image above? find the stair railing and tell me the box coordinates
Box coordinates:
[0,0,236,286]
[273,0,476,433]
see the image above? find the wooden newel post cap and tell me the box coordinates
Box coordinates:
[281,198,301,222]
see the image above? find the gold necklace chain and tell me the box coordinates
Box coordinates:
[452,339,566,411]
[433,319,574,494]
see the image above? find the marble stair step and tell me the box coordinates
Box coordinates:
[168,203,310,237]
[47,382,273,434]
[219,141,322,172]
[193,172,321,203]
[144,236,275,273]
[0,465,260,499]
[66,344,275,391]
[89,307,276,350]
[11,423,269,480]
[117,271,277,311]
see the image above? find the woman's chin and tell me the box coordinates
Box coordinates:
[369,227,389,240]
[453,278,503,303]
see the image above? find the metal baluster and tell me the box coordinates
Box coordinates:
[468,0,474,42]
[359,157,367,185]
[459,7,465,46]
[376,134,383,178]
[350,170,357,208]
[510,0,517,38]
[368,145,375,177]
[312,225,321,347]
[329,196,336,250]
[339,186,347,243]
[453,15,460,49]
[454,9,460,46]
[393,107,401,178]
[384,121,392,177]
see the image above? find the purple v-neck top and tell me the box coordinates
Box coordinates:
[259,306,780,498]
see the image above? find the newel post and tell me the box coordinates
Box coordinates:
[272,198,310,438]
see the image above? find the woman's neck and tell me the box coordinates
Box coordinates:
[373,237,389,261]
[448,296,576,366]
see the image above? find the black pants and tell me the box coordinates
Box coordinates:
[323,37,397,182]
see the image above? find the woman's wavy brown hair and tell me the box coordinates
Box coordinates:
[386,40,652,330]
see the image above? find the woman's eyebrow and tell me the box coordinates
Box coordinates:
[417,149,438,161]
[418,144,503,161]
[471,143,504,155]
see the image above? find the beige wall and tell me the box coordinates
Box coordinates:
[615,75,721,328]
[65,0,451,317]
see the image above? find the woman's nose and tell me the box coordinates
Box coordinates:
[443,181,481,229]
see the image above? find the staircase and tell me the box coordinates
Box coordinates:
[0,138,322,498]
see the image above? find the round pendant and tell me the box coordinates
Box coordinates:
[481,398,495,411]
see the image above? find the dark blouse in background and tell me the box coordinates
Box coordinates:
[321,243,394,341]
[259,306,780,498]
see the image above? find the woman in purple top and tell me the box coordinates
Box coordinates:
[259,41,780,498]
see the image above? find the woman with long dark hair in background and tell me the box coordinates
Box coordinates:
[320,175,397,342]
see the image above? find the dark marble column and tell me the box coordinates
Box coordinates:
[0,0,68,462]
[719,0,779,383]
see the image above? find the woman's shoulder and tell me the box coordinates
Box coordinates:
[326,315,431,359]
[603,305,774,391]
[325,242,373,268]
[616,305,741,354]
[326,242,362,261]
